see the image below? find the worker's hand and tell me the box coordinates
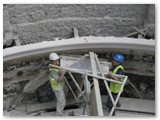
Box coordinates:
[107,72,113,78]
[60,69,66,75]
[58,69,66,83]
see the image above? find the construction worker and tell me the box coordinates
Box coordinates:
[49,53,66,116]
[106,53,125,112]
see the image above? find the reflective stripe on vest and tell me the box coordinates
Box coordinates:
[49,68,64,91]
[110,65,124,93]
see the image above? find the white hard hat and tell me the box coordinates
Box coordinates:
[49,53,60,60]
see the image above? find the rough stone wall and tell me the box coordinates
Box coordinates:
[144,4,155,38]
[3,6,13,46]
[3,4,155,45]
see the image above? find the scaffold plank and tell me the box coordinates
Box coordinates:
[89,52,104,116]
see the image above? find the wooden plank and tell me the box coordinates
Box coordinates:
[138,34,143,38]
[115,110,155,117]
[73,27,79,38]
[95,55,115,105]
[83,75,91,115]
[89,52,103,116]
[41,108,87,116]
[125,28,148,37]
[3,109,27,116]
[90,87,96,115]
[115,97,155,113]
[27,97,85,113]
[13,35,21,46]
[101,96,155,114]
[133,27,146,35]
[14,39,21,46]
[84,75,90,100]
[50,64,124,85]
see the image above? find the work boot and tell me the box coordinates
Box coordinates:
[116,101,121,107]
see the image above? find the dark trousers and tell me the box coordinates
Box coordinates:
[106,92,118,111]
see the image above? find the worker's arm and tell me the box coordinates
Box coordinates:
[107,68,124,81]
[49,70,65,83]
[57,70,66,83]
[107,72,120,81]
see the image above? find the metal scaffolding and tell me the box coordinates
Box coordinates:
[49,52,128,116]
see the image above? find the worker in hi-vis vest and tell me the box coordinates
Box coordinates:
[49,53,66,116]
[106,53,125,112]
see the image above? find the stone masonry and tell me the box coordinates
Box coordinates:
[3,4,155,46]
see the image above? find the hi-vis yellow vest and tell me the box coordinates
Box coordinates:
[49,68,64,91]
[110,65,124,93]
